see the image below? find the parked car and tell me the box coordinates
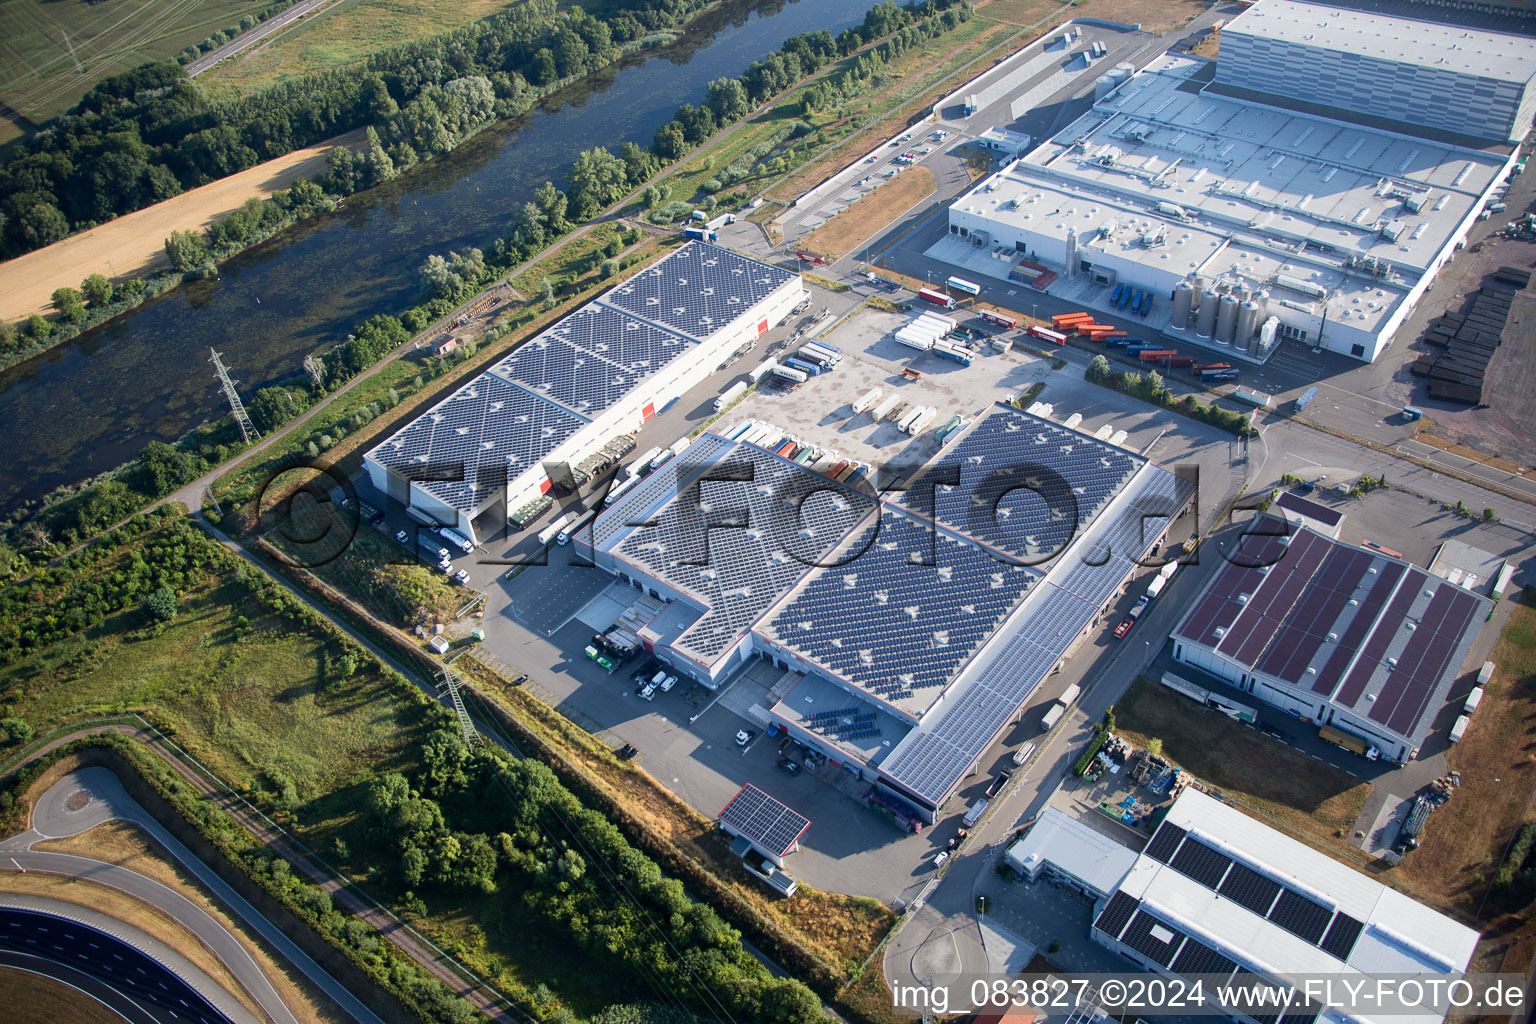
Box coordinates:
[932,851,950,868]
[395,530,409,543]
[865,155,878,163]
[736,729,755,746]
[777,757,801,774]
[371,512,386,527]
[617,743,638,760]
[660,675,678,692]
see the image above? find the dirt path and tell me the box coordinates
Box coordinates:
[0,129,366,326]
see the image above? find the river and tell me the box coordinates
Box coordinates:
[0,0,881,516]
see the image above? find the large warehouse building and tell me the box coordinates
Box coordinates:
[364,241,803,543]
[582,403,1196,821]
[944,0,1529,361]
[1170,516,1489,761]
[1089,788,1479,1024]
[1214,0,1536,144]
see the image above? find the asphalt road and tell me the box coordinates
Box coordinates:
[0,907,228,1024]
[0,767,384,1024]
[186,0,345,77]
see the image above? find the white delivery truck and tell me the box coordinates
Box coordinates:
[1449,715,1470,743]
[1040,703,1066,731]
[715,380,749,411]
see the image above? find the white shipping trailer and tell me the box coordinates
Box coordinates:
[852,387,883,414]
[715,380,749,411]
[871,394,901,421]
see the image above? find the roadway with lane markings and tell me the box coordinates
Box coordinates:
[0,767,385,1024]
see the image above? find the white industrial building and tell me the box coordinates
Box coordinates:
[944,0,1528,361]
[1004,808,1138,897]
[1091,788,1480,1024]
[1215,0,1536,145]
[363,241,804,543]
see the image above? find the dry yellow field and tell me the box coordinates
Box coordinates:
[799,166,937,261]
[0,129,364,327]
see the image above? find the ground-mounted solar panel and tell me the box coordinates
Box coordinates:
[1320,911,1364,961]
[1170,835,1233,889]
[1094,891,1139,940]
[1121,909,1185,969]
[1145,822,1187,863]
[1218,860,1283,916]
[1269,887,1332,945]
[1171,935,1237,978]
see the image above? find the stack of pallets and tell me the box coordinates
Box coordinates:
[1411,268,1528,404]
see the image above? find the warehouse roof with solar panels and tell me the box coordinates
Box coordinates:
[1171,515,1489,752]
[366,240,796,519]
[1095,788,1478,1020]
[600,240,798,340]
[590,402,1195,811]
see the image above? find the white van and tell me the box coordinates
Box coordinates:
[1464,687,1484,714]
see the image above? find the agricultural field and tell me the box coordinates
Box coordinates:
[198,0,514,99]
[0,0,255,139]
[1114,678,1375,859]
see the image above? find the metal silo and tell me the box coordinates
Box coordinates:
[1236,300,1261,347]
[1094,75,1116,101]
[1216,294,1240,345]
[1255,289,1270,321]
[1195,290,1219,337]
[1064,227,1078,277]
[1170,281,1194,329]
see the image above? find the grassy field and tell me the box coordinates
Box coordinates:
[2,527,432,806]
[0,0,255,135]
[268,500,462,627]
[800,166,935,261]
[1397,592,1536,948]
[1,962,114,1023]
[1115,677,1374,851]
[22,819,351,1024]
[199,0,514,99]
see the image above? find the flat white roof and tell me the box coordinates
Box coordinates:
[1114,790,1478,1007]
[1005,808,1138,895]
[953,54,1509,332]
[1226,0,1536,83]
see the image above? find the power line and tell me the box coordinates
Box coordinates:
[210,347,260,444]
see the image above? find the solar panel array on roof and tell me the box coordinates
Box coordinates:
[896,408,1140,564]
[1173,515,1490,750]
[1171,935,1238,978]
[591,432,737,550]
[368,374,587,513]
[599,240,797,340]
[1320,911,1364,961]
[1145,822,1187,864]
[613,441,878,663]
[1122,909,1186,969]
[880,461,1195,805]
[718,784,811,856]
[1170,836,1233,889]
[370,241,796,518]
[1269,886,1333,945]
[1095,891,1139,940]
[762,510,1041,715]
[1218,860,1284,916]
[489,304,696,419]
